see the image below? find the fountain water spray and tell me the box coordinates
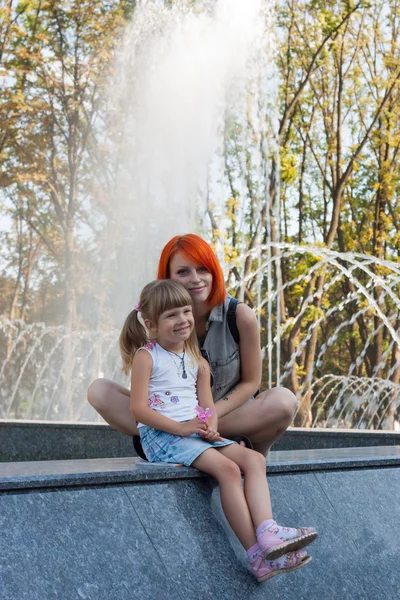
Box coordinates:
[102,0,268,316]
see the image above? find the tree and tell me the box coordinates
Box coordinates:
[276,0,400,425]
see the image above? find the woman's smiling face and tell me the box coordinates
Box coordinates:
[169,253,213,306]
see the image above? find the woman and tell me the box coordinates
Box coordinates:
[88,234,297,456]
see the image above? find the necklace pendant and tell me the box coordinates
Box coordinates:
[166,347,188,379]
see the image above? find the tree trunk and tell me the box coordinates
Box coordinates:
[63,219,76,419]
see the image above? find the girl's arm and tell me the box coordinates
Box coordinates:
[131,351,204,436]
[215,303,262,419]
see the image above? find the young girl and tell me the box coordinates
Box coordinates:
[120,279,316,582]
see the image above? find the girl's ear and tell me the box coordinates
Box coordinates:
[144,318,157,333]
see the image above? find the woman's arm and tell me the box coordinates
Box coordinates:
[196,357,221,440]
[131,351,194,435]
[215,302,262,419]
[196,357,215,412]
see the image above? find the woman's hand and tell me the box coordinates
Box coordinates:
[179,417,207,437]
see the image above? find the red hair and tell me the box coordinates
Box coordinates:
[157,234,226,309]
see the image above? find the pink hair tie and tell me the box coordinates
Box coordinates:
[135,302,141,311]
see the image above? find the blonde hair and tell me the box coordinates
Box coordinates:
[119,279,202,374]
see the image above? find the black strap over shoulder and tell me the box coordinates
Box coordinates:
[227,297,240,344]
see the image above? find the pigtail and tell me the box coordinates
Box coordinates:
[119,309,148,375]
[120,279,201,373]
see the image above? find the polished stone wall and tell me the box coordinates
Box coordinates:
[1,462,400,599]
[2,419,400,461]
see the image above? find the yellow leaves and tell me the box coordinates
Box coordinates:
[223,241,239,264]
[17,47,33,61]
[393,231,400,249]
[7,89,31,113]
[226,196,239,211]
[296,364,307,378]
[305,304,324,323]
[291,283,304,299]
[225,196,239,223]
[280,149,297,184]
[228,248,238,260]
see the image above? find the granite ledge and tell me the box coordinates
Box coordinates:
[3,421,400,463]
[1,446,400,491]
[3,419,400,437]
[0,418,107,429]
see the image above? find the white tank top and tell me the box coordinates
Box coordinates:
[136,341,199,428]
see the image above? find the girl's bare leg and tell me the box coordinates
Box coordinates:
[192,448,259,550]
[87,378,139,436]
[218,387,297,456]
[217,444,272,528]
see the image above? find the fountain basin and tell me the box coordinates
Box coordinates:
[1,448,399,599]
[2,419,400,462]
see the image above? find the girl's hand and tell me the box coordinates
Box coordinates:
[179,417,207,437]
[203,423,224,443]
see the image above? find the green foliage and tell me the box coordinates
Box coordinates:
[2,0,400,426]
[0,0,128,328]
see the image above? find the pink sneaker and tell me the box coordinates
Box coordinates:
[250,549,311,582]
[258,520,318,560]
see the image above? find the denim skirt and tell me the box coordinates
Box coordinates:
[139,425,236,466]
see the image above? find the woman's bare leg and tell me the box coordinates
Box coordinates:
[87,381,297,452]
[87,378,139,436]
[192,448,258,550]
[218,387,297,456]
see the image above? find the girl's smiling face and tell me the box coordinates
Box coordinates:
[154,304,194,350]
[168,253,213,306]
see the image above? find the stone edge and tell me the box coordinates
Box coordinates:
[1,453,400,492]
